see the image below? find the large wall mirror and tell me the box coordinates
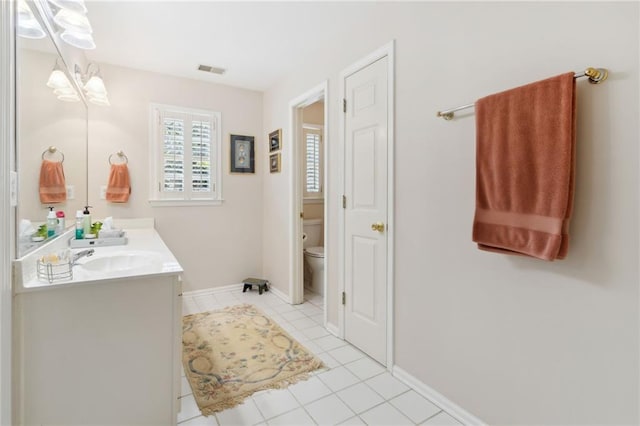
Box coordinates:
[16,13,88,257]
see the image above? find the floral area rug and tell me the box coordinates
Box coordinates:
[182,303,324,415]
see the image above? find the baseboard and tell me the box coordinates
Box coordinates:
[392,365,485,426]
[184,282,291,303]
[326,323,340,337]
[268,285,291,304]
[183,283,243,297]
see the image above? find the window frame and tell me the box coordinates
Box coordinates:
[303,123,323,200]
[148,103,223,206]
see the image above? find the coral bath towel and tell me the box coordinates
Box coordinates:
[472,72,576,261]
[106,163,131,203]
[39,159,67,203]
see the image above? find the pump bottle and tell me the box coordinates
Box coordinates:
[75,210,84,239]
[56,210,65,234]
[82,206,92,236]
[46,207,57,238]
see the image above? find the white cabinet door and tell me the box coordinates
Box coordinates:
[16,276,181,425]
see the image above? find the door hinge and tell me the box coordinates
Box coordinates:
[343,98,347,113]
[342,292,346,305]
[342,195,346,209]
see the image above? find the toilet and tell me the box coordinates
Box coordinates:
[302,219,324,295]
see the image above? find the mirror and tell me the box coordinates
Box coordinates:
[16,27,88,256]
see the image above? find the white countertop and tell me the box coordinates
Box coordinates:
[15,225,183,293]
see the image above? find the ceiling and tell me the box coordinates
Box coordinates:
[85,1,378,92]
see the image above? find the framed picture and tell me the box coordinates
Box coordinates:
[269,152,281,173]
[269,129,282,152]
[230,134,255,174]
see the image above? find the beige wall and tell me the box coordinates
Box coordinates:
[302,100,324,126]
[262,2,639,424]
[303,201,323,221]
[88,63,263,291]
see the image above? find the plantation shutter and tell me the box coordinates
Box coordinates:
[162,114,186,193]
[155,106,218,201]
[191,115,212,194]
[304,128,322,195]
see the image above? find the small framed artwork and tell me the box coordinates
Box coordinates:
[230,134,255,174]
[269,129,282,152]
[269,152,281,173]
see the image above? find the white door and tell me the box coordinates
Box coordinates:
[344,56,388,365]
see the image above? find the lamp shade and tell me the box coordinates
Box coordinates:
[17,18,46,39]
[17,0,45,39]
[83,75,107,95]
[57,93,80,102]
[53,8,92,34]
[60,29,96,50]
[46,69,72,90]
[47,0,87,14]
[88,94,110,106]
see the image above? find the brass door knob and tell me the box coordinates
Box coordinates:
[371,222,385,232]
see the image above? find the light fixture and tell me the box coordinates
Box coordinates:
[47,0,96,50]
[75,63,110,106]
[47,60,80,102]
[16,0,46,39]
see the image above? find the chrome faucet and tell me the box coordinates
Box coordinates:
[72,249,95,264]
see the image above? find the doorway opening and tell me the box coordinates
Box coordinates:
[289,82,328,327]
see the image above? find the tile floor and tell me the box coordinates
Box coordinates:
[179,287,462,426]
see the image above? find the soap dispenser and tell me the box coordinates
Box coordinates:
[46,207,57,238]
[82,206,92,236]
[75,210,84,239]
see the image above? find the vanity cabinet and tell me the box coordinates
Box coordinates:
[14,274,182,425]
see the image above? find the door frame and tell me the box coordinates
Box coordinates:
[338,41,395,369]
[0,0,15,423]
[288,81,328,321]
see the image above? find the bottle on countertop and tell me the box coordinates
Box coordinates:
[46,207,57,238]
[82,206,92,236]
[75,210,84,239]
[56,210,65,234]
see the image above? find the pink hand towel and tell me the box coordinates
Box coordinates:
[472,72,576,261]
[106,163,131,203]
[39,159,67,203]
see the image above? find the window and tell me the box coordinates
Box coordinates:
[303,125,323,199]
[149,104,222,205]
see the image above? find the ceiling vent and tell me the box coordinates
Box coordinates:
[198,64,226,75]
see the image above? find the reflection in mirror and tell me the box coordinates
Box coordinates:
[16,32,88,257]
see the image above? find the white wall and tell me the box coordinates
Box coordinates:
[262,2,639,424]
[88,63,264,291]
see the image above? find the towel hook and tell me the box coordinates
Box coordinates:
[108,150,128,165]
[41,146,65,163]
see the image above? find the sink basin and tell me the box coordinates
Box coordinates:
[78,251,161,272]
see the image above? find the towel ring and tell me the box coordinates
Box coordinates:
[109,151,128,165]
[41,146,64,163]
